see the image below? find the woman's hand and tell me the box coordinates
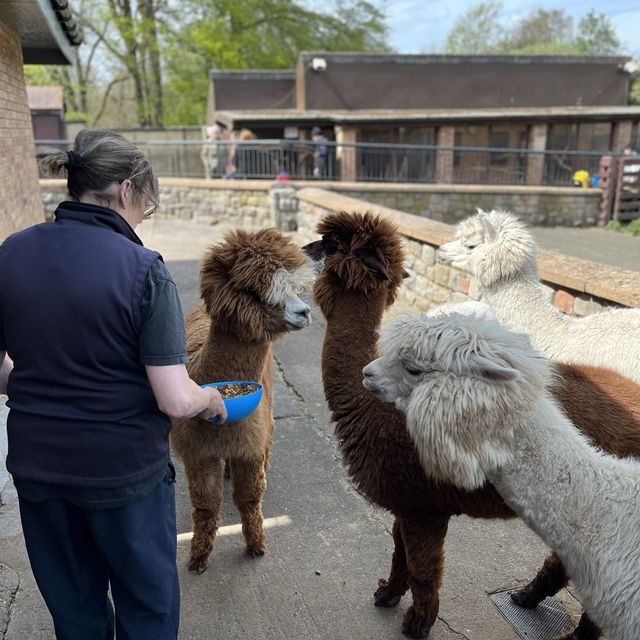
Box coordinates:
[145,364,227,423]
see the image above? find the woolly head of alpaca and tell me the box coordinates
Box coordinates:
[438,210,538,290]
[302,211,406,316]
[200,228,313,342]
[362,306,551,490]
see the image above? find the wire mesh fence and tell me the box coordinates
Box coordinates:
[34,138,621,187]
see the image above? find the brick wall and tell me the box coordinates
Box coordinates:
[0,20,44,241]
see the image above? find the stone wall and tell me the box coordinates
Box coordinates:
[40,178,639,313]
[40,178,276,229]
[320,182,602,227]
[0,20,45,240]
[296,188,640,314]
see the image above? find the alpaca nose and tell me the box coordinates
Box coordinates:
[296,304,310,320]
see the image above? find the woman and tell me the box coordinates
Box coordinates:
[0,129,226,639]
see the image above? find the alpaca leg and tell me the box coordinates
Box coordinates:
[230,455,267,557]
[511,551,568,608]
[184,455,224,574]
[374,517,410,608]
[400,516,450,639]
[556,613,601,640]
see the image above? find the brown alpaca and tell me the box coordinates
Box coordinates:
[304,210,640,640]
[171,229,312,573]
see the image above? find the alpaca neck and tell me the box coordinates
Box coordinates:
[488,398,627,575]
[322,288,387,411]
[197,323,271,383]
[482,272,567,337]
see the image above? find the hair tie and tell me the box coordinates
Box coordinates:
[66,150,82,169]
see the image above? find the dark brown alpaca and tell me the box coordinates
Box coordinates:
[171,229,311,572]
[305,210,640,640]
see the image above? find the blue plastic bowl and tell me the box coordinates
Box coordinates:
[201,381,263,424]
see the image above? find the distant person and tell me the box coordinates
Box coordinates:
[311,126,329,178]
[201,122,229,178]
[225,128,256,179]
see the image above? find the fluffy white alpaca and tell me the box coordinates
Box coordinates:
[438,209,640,383]
[362,309,640,640]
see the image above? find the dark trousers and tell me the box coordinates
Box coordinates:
[18,470,179,640]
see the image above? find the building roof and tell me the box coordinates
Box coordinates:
[27,85,64,111]
[297,52,631,66]
[209,70,295,81]
[215,106,640,129]
[1,0,82,64]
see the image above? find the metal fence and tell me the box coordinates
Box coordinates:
[35,138,620,187]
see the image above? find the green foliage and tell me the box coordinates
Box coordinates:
[161,0,390,125]
[627,219,640,236]
[445,4,623,58]
[605,219,640,236]
[445,0,503,54]
[574,10,620,55]
[500,8,572,53]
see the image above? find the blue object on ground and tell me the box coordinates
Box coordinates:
[201,381,263,424]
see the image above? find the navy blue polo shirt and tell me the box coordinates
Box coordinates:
[0,202,187,507]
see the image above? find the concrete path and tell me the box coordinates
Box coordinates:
[531,226,640,272]
[0,217,599,640]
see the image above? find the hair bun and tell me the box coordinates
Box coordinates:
[66,150,82,169]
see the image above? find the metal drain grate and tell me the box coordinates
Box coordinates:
[489,590,574,640]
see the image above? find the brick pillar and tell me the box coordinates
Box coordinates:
[611,120,633,152]
[0,19,45,239]
[526,123,547,186]
[435,126,454,183]
[336,126,357,182]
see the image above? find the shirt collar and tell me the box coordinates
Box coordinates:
[54,201,144,246]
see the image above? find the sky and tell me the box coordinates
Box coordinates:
[383,0,640,56]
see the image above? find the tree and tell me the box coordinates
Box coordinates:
[445,1,504,55]
[500,8,573,53]
[575,10,621,56]
[161,0,389,124]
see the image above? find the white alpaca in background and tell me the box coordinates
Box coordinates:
[362,309,640,640]
[438,210,640,383]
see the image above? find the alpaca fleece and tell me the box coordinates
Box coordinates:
[369,309,640,640]
[171,228,311,572]
[310,211,640,640]
[438,210,640,383]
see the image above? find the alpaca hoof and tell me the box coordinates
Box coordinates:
[401,606,431,639]
[245,545,266,558]
[188,558,209,574]
[510,588,540,609]
[374,579,402,607]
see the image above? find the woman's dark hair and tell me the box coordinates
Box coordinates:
[39,129,159,216]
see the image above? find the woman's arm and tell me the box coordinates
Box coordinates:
[0,352,13,396]
[145,364,227,423]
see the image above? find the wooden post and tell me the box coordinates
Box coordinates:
[435,126,454,183]
[526,123,547,186]
[336,126,357,182]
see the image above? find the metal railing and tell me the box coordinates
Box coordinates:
[34,138,620,187]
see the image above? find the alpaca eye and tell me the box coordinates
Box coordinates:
[404,364,422,376]
[464,243,477,250]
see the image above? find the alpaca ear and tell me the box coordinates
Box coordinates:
[302,240,324,261]
[465,354,521,382]
[355,248,390,280]
[478,215,498,242]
